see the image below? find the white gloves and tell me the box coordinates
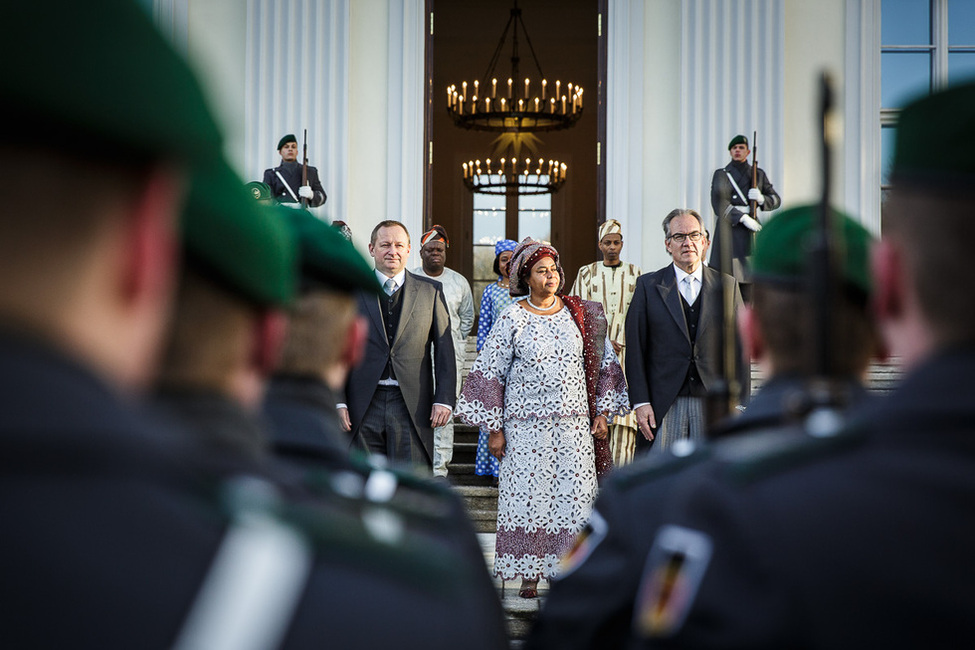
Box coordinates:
[747,188,765,205]
[299,185,314,199]
[740,215,763,232]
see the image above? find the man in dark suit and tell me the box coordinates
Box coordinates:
[338,220,456,470]
[624,209,748,455]
[262,133,327,207]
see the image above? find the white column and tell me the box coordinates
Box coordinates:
[385,0,426,267]
[681,0,784,238]
[844,0,882,234]
[606,0,647,268]
[244,0,350,222]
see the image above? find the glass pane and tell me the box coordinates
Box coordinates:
[518,183,552,242]
[949,52,975,85]
[881,0,931,45]
[473,244,496,282]
[472,190,506,247]
[882,51,931,108]
[881,124,898,187]
[949,0,975,45]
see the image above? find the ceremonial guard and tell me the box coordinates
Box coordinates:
[570,219,642,466]
[263,133,327,207]
[710,134,780,295]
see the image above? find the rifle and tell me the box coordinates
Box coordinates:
[301,128,309,208]
[749,130,758,218]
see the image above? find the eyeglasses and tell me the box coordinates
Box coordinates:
[667,231,704,243]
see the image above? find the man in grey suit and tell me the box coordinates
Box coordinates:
[624,209,748,455]
[338,220,456,470]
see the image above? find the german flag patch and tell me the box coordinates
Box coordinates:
[634,525,712,637]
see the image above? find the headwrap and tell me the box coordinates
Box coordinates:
[420,224,449,247]
[507,237,564,297]
[277,133,297,151]
[728,134,748,150]
[494,238,518,257]
[598,219,622,241]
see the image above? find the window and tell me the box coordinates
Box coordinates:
[472,190,507,314]
[881,0,975,194]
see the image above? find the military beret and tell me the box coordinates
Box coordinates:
[892,80,975,183]
[1,0,222,162]
[278,134,298,151]
[728,134,749,150]
[245,181,272,201]
[279,208,382,295]
[183,160,296,307]
[751,204,874,296]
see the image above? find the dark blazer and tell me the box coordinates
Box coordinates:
[262,161,327,207]
[344,271,456,458]
[624,264,748,447]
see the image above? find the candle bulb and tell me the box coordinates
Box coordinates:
[555,80,561,98]
[550,98,556,113]
[462,162,468,179]
[518,99,524,111]
[474,80,479,96]
[500,158,506,175]
[534,97,540,112]
[462,81,467,100]
[486,158,492,174]
[500,98,506,112]
[547,160,553,175]
[471,95,477,114]
[453,91,458,109]
[492,78,497,98]
[562,95,566,114]
[507,78,513,99]
[541,79,547,100]
[568,82,573,97]
[486,97,491,112]
[525,77,530,99]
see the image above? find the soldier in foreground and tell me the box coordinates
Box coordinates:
[0,2,507,648]
[527,205,878,650]
[631,82,975,648]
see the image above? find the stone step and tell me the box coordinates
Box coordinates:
[476,533,549,642]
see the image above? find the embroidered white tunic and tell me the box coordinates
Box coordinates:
[457,304,629,580]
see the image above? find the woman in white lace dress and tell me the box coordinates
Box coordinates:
[456,238,629,599]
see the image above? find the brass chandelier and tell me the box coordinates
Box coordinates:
[448,0,582,195]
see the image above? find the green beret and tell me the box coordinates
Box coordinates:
[277,134,298,151]
[728,134,749,150]
[752,204,874,296]
[1,0,221,162]
[279,208,382,296]
[183,160,296,307]
[892,81,975,183]
[245,181,272,201]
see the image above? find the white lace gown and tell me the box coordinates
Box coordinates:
[456,303,629,581]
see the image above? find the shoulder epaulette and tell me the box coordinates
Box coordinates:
[711,420,869,486]
[217,476,466,593]
[614,443,712,491]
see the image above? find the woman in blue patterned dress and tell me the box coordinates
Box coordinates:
[473,239,519,478]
